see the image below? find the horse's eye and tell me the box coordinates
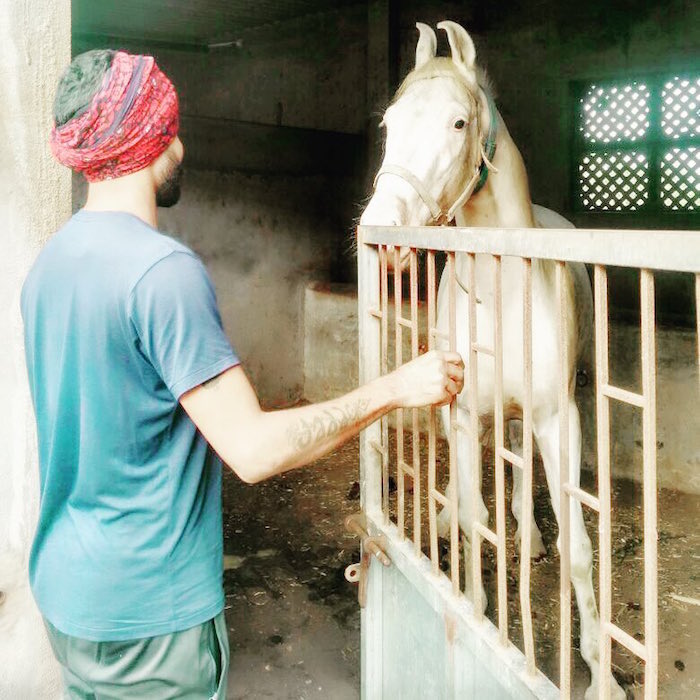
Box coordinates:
[454,119,467,130]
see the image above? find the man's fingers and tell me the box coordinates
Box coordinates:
[445,377,460,396]
[446,364,463,381]
[442,351,464,368]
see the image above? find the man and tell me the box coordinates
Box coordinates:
[21,50,464,699]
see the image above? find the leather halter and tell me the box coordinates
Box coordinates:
[373,86,498,225]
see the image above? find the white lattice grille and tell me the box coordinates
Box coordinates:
[662,76,700,139]
[579,151,649,211]
[661,147,699,210]
[580,83,650,144]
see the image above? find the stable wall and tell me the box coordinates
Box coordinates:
[73,166,357,407]
[0,1,68,696]
[73,5,369,405]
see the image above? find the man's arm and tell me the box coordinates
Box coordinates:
[180,350,464,484]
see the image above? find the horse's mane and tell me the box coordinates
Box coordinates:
[393,57,495,104]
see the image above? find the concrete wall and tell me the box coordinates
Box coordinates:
[73,5,369,405]
[0,1,69,697]
[157,5,368,134]
[158,172,353,405]
[73,165,357,406]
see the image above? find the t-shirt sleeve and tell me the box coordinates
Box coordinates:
[129,251,239,399]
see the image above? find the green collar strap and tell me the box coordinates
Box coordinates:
[474,88,498,195]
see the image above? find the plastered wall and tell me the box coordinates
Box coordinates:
[73,166,359,406]
[72,5,368,405]
[0,1,69,696]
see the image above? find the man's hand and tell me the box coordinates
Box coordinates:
[387,350,464,409]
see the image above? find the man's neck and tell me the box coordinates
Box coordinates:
[83,171,158,227]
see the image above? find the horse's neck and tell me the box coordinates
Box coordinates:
[454,114,551,287]
[456,115,536,229]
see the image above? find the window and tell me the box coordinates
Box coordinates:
[573,74,699,212]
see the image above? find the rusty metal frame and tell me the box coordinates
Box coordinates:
[358,224,700,699]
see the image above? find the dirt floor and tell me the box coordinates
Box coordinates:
[221,433,698,699]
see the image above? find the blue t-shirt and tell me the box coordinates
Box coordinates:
[21,209,239,641]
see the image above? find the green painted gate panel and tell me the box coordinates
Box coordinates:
[360,520,559,700]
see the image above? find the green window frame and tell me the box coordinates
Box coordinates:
[571,73,699,214]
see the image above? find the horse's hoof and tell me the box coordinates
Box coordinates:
[585,676,626,700]
[515,528,547,560]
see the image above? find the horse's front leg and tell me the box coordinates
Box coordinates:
[534,402,625,700]
[437,404,488,614]
[508,420,547,559]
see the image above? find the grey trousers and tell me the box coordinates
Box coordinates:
[44,611,229,700]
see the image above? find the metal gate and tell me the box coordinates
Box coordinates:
[354,224,700,699]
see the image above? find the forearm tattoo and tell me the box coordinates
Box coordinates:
[286,398,371,451]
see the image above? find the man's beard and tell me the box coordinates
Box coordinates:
[156,163,183,208]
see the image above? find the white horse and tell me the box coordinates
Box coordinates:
[360,21,625,700]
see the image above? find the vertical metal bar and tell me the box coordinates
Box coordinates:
[640,269,658,699]
[448,252,460,596]
[380,246,389,524]
[394,247,405,537]
[493,255,508,645]
[357,221,383,700]
[556,261,572,698]
[357,230,382,518]
[427,250,439,575]
[594,264,612,700]
[519,257,536,674]
[410,249,421,556]
[467,253,483,620]
[696,274,700,391]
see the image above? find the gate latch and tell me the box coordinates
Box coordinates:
[344,512,391,608]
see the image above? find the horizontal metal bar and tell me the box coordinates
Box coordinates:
[430,489,450,508]
[358,225,700,273]
[368,307,383,320]
[498,447,524,470]
[605,622,647,661]
[472,343,495,357]
[602,383,645,408]
[398,460,415,479]
[474,521,499,547]
[396,317,412,329]
[563,484,600,512]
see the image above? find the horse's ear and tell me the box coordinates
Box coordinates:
[437,20,476,72]
[415,22,437,69]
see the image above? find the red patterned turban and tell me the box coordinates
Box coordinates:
[50,52,179,182]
